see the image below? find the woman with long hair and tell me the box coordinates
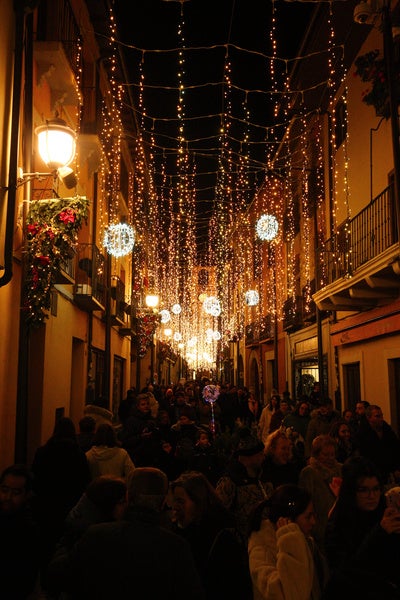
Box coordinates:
[324,456,400,599]
[171,471,252,600]
[248,484,327,600]
[329,419,358,464]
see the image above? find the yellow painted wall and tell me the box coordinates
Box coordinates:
[336,25,394,222]
[339,333,400,427]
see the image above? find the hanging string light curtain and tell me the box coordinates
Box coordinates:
[111,0,349,370]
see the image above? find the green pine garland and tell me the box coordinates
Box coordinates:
[24,196,89,326]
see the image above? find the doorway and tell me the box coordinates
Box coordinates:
[112,356,125,422]
[249,356,260,402]
[388,357,400,435]
[343,362,361,410]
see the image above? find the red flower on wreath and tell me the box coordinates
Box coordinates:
[32,266,39,282]
[59,208,76,224]
[46,227,55,240]
[37,255,50,265]
[27,223,41,236]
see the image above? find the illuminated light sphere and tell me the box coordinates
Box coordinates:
[256,214,279,241]
[103,222,135,257]
[198,293,207,302]
[171,303,182,315]
[173,332,182,342]
[164,328,172,337]
[213,330,221,341]
[202,384,220,404]
[160,309,171,324]
[245,290,260,306]
[203,296,221,317]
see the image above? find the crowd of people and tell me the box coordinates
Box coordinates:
[2,380,400,599]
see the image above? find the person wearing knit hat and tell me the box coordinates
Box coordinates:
[216,428,273,543]
[234,431,265,457]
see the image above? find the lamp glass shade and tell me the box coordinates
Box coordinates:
[36,119,76,170]
[145,294,159,308]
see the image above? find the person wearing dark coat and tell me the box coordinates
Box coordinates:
[216,428,273,542]
[76,416,96,453]
[324,456,400,600]
[171,471,253,600]
[118,393,160,466]
[189,429,223,487]
[31,417,90,574]
[117,388,137,426]
[46,467,205,600]
[261,429,304,489]
[0,464,41,600]
[355,404,400,484]
[55,475,127,552]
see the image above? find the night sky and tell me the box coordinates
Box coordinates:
[114,0,315,255]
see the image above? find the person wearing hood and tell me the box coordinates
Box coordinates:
[86,424,135,483]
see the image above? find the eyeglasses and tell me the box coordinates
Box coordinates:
[356,485,381,496]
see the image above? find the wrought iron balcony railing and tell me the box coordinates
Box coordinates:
[110,276,128,325]
[74,244,106,311]
[317,184,397,288]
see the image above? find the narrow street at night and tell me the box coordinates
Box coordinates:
[1,0,400,598]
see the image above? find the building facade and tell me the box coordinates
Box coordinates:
[230,1,400,427]
[0,0,161,468]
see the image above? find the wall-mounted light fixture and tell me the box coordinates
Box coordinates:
[36,117,76,170]
[145,293,159,309]
[18,117,77,189]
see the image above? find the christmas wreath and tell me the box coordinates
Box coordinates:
[24,196,89,326]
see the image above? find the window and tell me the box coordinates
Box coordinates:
[335,99,347,150]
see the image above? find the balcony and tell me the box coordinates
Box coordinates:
[315,185,400,312]
[74,244,106,311]
[282,296,304,332]
[54,252,76,285]
[35,0,81,109]
[110,276,128,327]
[245,315,275,346]
[259,314,275,341]
[245,322,259,346]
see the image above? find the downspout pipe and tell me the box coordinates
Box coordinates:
[0,1,28,288]
[382,2,400,239]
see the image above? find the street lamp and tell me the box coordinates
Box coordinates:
[35,117,76,170]
[18,117,77,189]
[145,293,160,309]
[1,115,78,287]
